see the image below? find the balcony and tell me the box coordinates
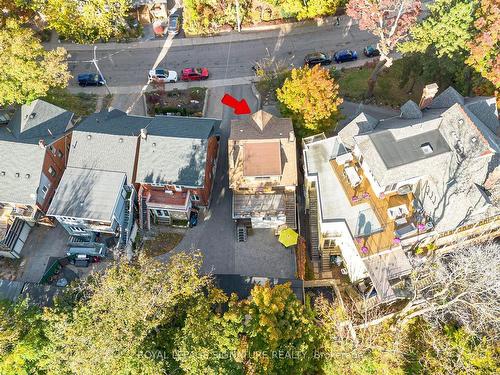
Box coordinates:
[330,158,417,257]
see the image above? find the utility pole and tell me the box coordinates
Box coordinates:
[235,0,241,32]
[92,46,112,96]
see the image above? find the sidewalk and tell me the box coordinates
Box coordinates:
[48,16,355,51]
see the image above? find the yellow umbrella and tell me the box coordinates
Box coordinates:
[278,228,299,247]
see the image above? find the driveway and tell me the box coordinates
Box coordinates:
[18,224,69,283]
[160,84,296,279]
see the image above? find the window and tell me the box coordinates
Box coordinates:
[49,145,56,154]
[155,209,169,217]
[57,150,63,158]
[190,194,200,202]
[323,239,336,249]
[41,185,48,198]
[70,226,86,233]
[48,166,56,177]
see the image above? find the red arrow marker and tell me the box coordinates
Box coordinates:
[221,94,251,115]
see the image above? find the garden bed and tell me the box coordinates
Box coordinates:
[145,87,206,117]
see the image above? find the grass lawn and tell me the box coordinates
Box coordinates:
[43,88,98,117]
[142,232,184,257]
[337,60,426,107]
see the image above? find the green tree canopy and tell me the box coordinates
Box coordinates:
[277,65,343,135]
[0,19,70,106]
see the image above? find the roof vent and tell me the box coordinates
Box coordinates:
[79,200,84,207]
[141,128,148,139]
[38,139,45,149]
[25,174,30,179]
[87,134,92,140]
[289,131,295,143]
[421,143,434,155]
[119,137,123,143]
[0,171,5,176]
[152,142,156,147]
[29,113,36,119]
[15,173,20,178]
[458,118,464,125]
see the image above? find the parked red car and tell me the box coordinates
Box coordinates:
[181,67,209,81]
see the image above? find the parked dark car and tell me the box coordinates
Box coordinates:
[77,73,105,87]
[168,15,181,35]
[189,208,199,227]
[333,49,358,63]
[304,52,332,67]
[363,45,380,57]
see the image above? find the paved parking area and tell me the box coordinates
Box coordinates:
[18,224,69,283]
[159,84,296,279]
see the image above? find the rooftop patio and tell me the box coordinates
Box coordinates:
[330,158,416,257]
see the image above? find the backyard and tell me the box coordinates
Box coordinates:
[145,87,206,117]
[142,232,184,257]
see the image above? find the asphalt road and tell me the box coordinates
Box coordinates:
[67,22,378,92]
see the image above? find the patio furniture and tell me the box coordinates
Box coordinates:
[395,217,408,226]
[393,237,401,244]
[361,246,369,254]
[340,268,348,275]
[345,166,361,188]
[387,204,409,220]
[394,223,417,239]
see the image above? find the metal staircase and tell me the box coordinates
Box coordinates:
[140,196,148,230]
[308,188,320,260]
[236,224,247,242]
[119,194,131,247]
[284,192,297,229]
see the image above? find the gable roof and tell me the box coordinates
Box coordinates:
[230,110,293,140]
[136,116,219,186]
[464,96,499,136]
[0,100,73,205]
[400,100,422,119]
[429,86,464,109]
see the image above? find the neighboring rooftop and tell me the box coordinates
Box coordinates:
[47,167,126,221]
[338,112,379,149]
[136,116,219,186]
[0,100,73,205]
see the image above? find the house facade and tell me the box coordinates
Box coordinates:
[136,116,220,230]
[0,100,74,258]
[228,110,298,231]
[303,85,500,309]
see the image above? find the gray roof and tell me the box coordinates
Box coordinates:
[230,110,293,140]
[136,116,218,186]
[47,167,125,221]
[338,112,378,149]
[464,97,499,136]
[429,86,464,109]
[68,130,139,182]
[0,100,73,205]
[400,100,422,119]
[369,129,451,169]
[76,109,151,136]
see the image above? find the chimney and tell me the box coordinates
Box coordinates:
[419,83,439,109]
[288,131,295,143]
[38,139,45,149]
[140,128,147,139]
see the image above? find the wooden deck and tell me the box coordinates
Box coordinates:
[330,159,415,257]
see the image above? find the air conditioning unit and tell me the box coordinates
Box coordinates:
[164,190,173,195]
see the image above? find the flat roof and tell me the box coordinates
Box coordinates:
[47,167,125,222]
[243,142,281,176]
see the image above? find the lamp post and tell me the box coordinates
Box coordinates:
[92,46,112,96]
[235,0,241,32]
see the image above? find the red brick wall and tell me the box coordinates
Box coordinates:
[140,135,219,207]
[39,134,72,213]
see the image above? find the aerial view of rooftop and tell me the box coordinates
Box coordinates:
[0,0,498,374]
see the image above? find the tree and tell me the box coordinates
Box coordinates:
[399,242,500,340]
[229,283,322,374]
[42,252,214,375]
[277,65,343,135]
[35,0,133,43]
[0,300,48,375]
[346,0,422,97]
[0,19,70,106]
[466,0,500,89]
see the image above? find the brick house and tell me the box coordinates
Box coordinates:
[0,100,74,258]
[136,116,220,229]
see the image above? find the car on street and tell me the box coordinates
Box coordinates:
[181,67,209,81]
[363,45,380,57]
[304,52,332,67]
[148,69,178,83]
[168,15,181,35]
[333,49,358,63]
[77,73,105,87]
